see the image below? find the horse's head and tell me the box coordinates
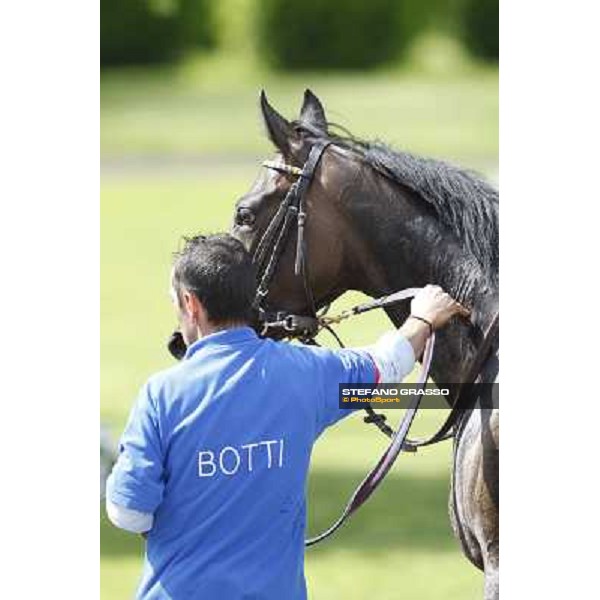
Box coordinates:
[231,90,359,318]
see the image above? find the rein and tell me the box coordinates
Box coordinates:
[306,300,498,547]
[306,290,436,546]
[252,144,499,546]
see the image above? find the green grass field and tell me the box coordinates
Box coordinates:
[101,50,496,599]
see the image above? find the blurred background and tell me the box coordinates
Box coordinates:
[101,0,498,598]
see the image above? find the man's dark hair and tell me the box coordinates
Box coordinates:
[172,233,257,325]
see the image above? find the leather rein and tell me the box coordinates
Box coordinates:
[252,142,499,546]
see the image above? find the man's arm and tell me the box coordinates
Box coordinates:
[105,381,166,535]
[358,329,416,384]
[105,498,153,534]
[312,285,468,431]
[357,285,470,383]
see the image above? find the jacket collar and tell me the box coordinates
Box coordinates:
[184,326,258,360]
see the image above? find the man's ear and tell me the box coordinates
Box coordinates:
[183,291,211,328]
[179,289,195,318]
[299,89,327,132]
[260,90,299,157]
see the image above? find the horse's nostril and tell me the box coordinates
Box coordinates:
[236,207,256,227]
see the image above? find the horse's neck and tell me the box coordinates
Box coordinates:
[344,178,498,383]
[385,289,498,384]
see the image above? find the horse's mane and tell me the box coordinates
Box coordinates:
[296,121,499,280]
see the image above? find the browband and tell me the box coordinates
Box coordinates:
[262,160,305,177]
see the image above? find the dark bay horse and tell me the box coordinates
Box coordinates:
[231,90,499,599]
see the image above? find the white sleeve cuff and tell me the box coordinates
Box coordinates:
[106,498,154,534]
[358,330,416,384]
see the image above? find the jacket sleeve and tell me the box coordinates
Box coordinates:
[310,346,377,434]
[106,382,165,516]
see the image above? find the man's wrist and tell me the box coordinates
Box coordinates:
[408,315,434,336]
[398,316,431,360]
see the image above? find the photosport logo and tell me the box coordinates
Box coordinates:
[339,383,499,409]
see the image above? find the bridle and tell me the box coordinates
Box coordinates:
[251,141,332,341]
[251,141,500,546]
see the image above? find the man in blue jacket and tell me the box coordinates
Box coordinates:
[106,233,467,599]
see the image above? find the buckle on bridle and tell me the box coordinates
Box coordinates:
[283,314,319,337]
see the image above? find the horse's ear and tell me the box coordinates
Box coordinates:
[299,89,327,132]
[260,90,297,156]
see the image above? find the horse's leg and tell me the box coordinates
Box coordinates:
[450,409,484,570]
[451,405,499,595]
[480,406,499,599]
[483,563,499,600]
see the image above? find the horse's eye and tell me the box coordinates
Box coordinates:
[235,207,255,227]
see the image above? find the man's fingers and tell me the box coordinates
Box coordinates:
[413,285,471,326]
[454,302,471,317]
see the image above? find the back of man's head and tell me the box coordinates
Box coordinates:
[172,233,257,326]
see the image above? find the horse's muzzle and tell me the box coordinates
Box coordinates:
[167,330,187,360]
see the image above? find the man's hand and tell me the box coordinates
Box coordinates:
[410,285,470,330]
[397,285,469,359]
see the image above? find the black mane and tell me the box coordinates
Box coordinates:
[296,121,499,281]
